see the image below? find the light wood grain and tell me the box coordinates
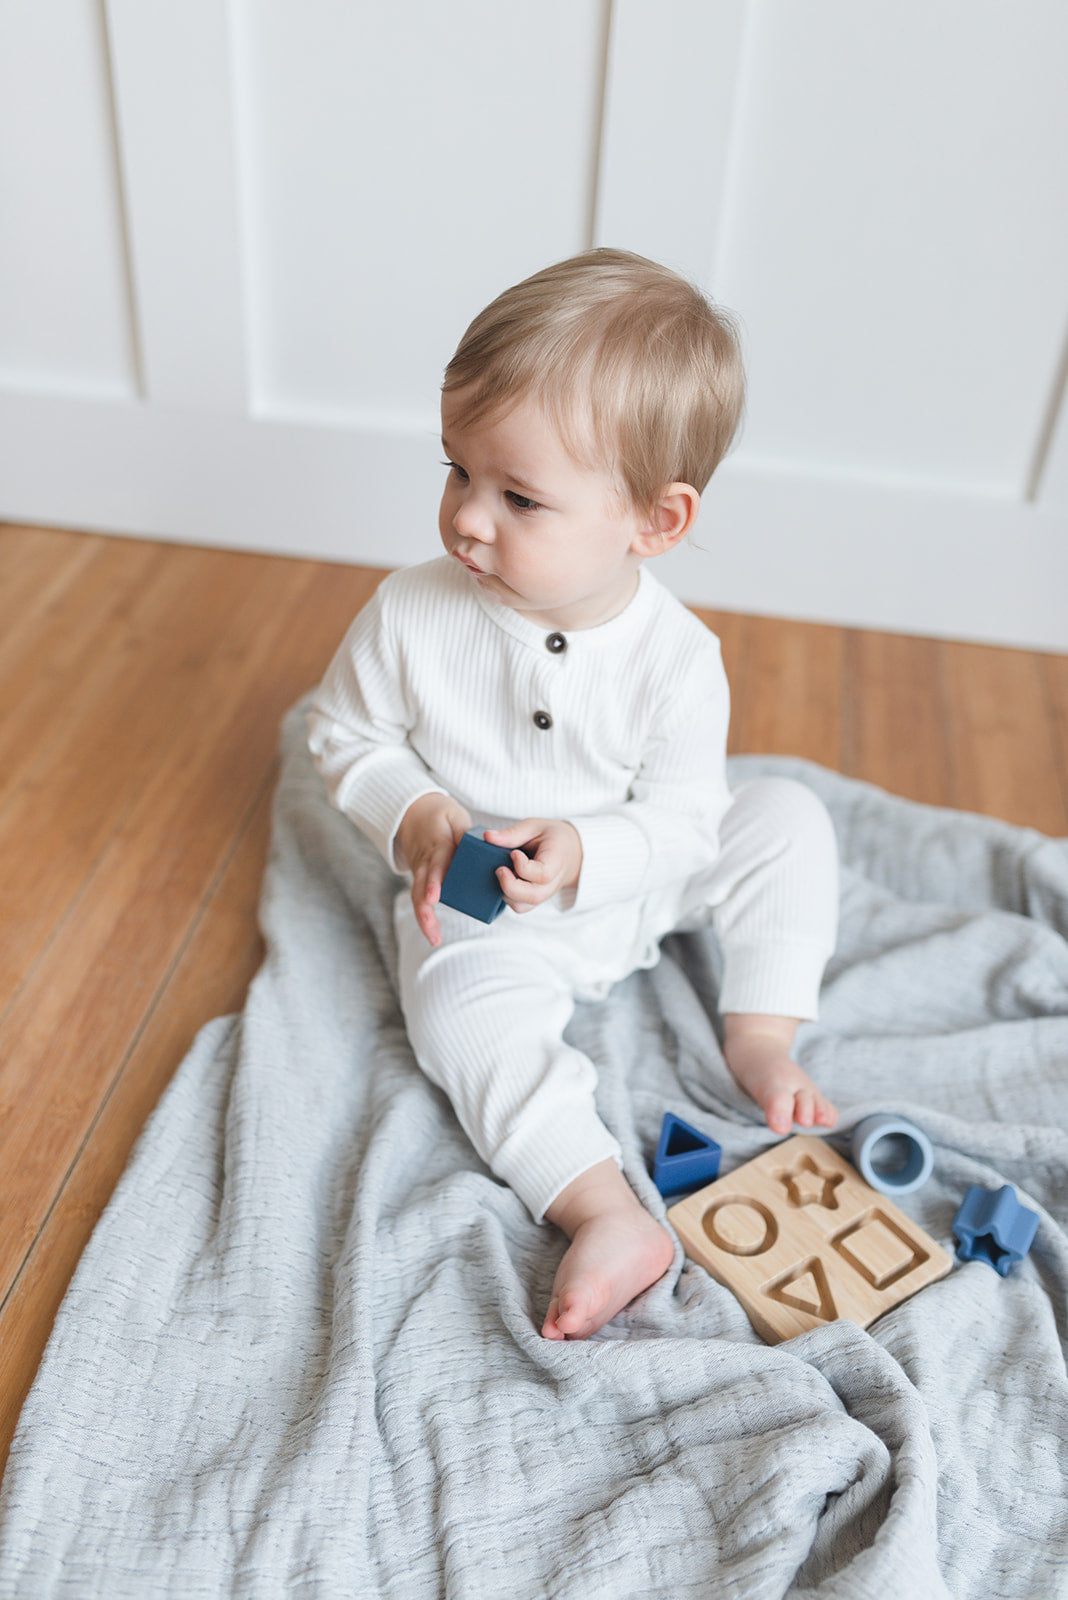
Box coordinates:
[0,776,275,1457]
[0,527,385,1473]
[710,610,845,770]
[0,555,382,1306]
[940,642,1067,835]
[668,1136,953,1343]
[0,522,1064,1472]
[840,629,954,810]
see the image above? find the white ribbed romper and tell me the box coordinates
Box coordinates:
[308,558,838,1221]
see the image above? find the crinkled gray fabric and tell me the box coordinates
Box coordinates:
[2,711,1067,1600]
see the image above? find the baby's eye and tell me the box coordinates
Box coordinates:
[442,459,469,482]
[506,491,540,513]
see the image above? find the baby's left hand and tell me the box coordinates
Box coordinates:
[482,818,583,913]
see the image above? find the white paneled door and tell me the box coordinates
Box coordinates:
[2,0,1066,648]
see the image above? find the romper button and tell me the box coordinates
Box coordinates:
[533,710,553,731]
[545,631,567,654]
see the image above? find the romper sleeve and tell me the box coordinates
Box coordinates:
[566,630,732,914]
[306,584,448,871]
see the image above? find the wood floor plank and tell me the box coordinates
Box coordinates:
[1038,652,1068,834]
[939,641,1068,835]
[0,540,237,999]
[0,542,382,1467]
[0,554,384,1304]
[0,545,331,1009]
[0,538,276,818]
[716,612,845,769]
[840,629,954,809]
[0,776,276,1474]
[691,607,750,753]
[0,525,101,653]
[0,536,169,814]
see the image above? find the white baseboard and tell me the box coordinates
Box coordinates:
[2,392,1065,652]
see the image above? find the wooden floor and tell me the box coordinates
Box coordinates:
[1,521,1066,1474]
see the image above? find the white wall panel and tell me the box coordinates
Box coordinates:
[596,0,746,282]
[0,0,137,398]
[232,0,609,428]
[715,0,1068,496]
[104,0,248,410]
[594,0,1067,647]
[1,0,1065,649]
[1033,331,1068,512]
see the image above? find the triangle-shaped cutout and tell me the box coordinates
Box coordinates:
[766,1257,838,1322]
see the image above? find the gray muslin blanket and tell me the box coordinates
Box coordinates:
[1,704,1067,1598]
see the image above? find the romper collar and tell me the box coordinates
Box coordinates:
[468,564,660,654]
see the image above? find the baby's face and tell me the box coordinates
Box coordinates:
[439,388,652,632]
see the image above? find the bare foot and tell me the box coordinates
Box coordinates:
[723,1013,837,1137]
[541,1160,674,1341]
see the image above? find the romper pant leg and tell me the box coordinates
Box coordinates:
[685,777,839,1020]
[394,905,622,1222]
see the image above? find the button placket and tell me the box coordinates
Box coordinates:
[531,639,564,733]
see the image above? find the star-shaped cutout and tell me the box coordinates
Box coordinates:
[778,1155,844,1210]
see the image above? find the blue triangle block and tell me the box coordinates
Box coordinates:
[653,1113,722,1198]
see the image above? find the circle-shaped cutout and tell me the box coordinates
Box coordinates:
[702,1196,779,1256]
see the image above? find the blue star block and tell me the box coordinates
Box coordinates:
[653,1113,722,1199]
[439,832,515,923]
[953,1184,1040,1276]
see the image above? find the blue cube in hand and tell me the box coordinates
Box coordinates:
[439,832,516,923]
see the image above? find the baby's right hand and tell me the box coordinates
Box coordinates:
[396,793,472,946]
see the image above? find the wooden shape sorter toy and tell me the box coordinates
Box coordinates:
[667,1135,953,1343]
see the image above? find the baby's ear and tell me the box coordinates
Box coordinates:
[632,484,700,556]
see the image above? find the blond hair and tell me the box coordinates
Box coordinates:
[443,248,745,513]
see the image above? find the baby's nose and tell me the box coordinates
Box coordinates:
[454,497,493,542]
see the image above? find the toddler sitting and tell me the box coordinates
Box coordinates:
[308,248,838,1340]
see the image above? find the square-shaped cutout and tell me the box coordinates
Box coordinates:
[832,1209,929,1290]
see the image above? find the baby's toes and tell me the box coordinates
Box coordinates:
[764,1091,797,1135]
[541,1297,566,1341]
[813,1092,838,1129]
[792,1088,817,1128]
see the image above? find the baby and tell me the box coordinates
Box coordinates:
[308,248,839,1341]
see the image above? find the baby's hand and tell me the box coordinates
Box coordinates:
[482,818,583,914]
[396,793,472,946]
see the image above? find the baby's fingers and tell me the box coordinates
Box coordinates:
[496,871,538,914]
[497,854,555,913]
[484,821,540,852]
[413,896,442,946]
[411,863,445,946]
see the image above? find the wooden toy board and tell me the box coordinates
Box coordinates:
[667,1135,953,1343]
